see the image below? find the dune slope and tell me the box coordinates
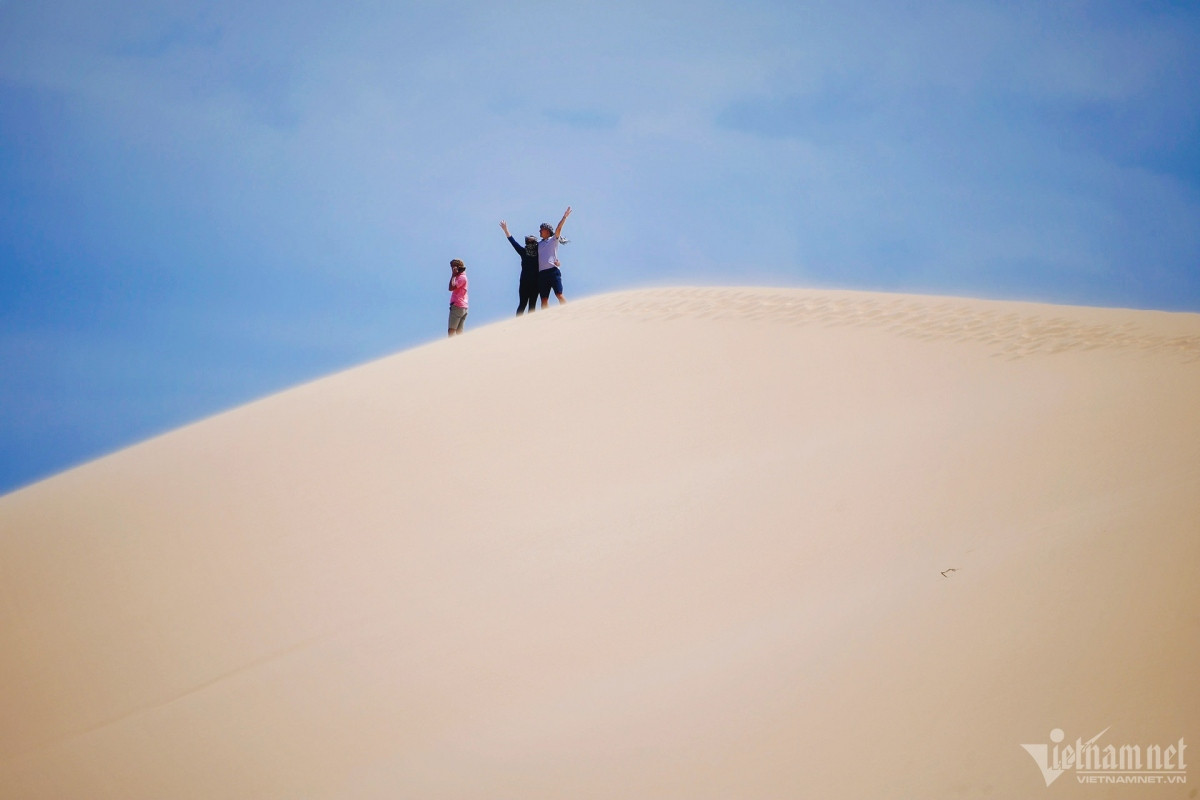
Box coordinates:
[2,287,1198,798]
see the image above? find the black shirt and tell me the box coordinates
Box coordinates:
[508,236,541,276]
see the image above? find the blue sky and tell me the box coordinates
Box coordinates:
[2,0,1198,494]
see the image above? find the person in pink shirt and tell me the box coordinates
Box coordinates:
[447,259,468,337]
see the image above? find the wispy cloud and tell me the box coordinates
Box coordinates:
[542,108,619,130]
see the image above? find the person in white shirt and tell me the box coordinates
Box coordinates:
[537,206,572,308]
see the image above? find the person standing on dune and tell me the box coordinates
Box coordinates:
[447,259,468,337]
[537,206,572,308]
[500,221,540,316]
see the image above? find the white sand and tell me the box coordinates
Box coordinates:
[2,287,1198,798]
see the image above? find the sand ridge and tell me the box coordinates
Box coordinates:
[1,286,1197,799]
[562,287,1200,361]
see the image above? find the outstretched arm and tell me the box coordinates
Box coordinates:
[554,206,572,238]
[501,221,524,255]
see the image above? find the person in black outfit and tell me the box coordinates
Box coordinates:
[500,220,540,316]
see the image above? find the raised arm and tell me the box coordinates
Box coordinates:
[501,221,525,255]
[554,206,572,238]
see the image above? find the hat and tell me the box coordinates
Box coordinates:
[539,222,553,233]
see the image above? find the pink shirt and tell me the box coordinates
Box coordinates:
[450,274,468,308]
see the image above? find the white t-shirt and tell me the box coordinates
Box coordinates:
[537,236,560,271]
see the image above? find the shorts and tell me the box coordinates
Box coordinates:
[538,267,563,300]
[448,305,468,332]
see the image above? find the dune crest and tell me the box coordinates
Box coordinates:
[571,287,1200,361]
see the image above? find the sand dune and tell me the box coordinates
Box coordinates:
[1,287,1197,798]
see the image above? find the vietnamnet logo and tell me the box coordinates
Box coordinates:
[1022,727,1188,786]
